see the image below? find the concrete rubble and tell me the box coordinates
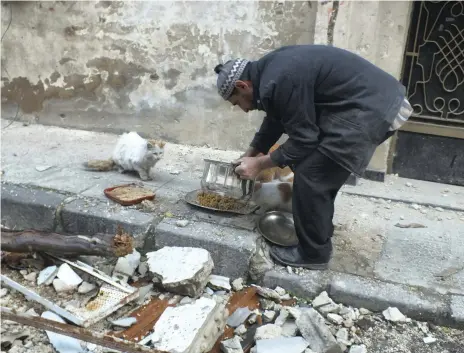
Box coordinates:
[221,336,244,353]
[147,246,214,297]
[37,266,58,286]
[208,275,231,292]
[112,249,141,278]
[256,336,309,353]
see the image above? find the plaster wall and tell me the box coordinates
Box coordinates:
[1,0,317,150]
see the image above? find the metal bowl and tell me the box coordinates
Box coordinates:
[256,211,299,247]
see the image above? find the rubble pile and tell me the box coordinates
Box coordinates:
[0,246,458,353]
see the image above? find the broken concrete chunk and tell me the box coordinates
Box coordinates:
[209,275,231,291]
[282,320,299,337]
[147,247,214,297]
[349,345,367,353]
[256,337,309,353]
[280,294,292,301]
[274,309,289,326]
[138,262,148,277]
[221,336,244,353]
[286,307,302,320]
[151,297,227,353]
[335,328,349,342]
[37,266,58,286]
[175,220,190,227]
[252,285,281,301]
[205,287,215,296]
[296,308,342,353]
[53,279,77,293]
[255,324,283,341]
[260,299,276,310]
[423,336,437,344]
[25,308,39,317]
[359,308,371,315]
[382,307,408,322]
[248,313,258,325]
[312,291,333,308]
[263,310,276,323]
[180,296,194,305]
[227,307,253,328]
[234,324,247,336]
[113,249,141,277]
[111,317,137,328]
[231,278,244,291]
[327,313,344,325]
[275,286,286,296]
[23,272,37,282]
[56,263,83,288]
[77,282,96,294]
[0,288,8,298]
[41,311,85,353]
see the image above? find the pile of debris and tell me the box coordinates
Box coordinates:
[0,244,439,353]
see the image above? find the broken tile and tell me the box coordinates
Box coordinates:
[231,278,244,291]
[227,307,253,328]
[296,308,342,353]
[113,249,141,277]
[77,282,96,294]
[110,317,137,328]
[151,297,226,353]
[255,324,283,341]
[41,311,85,353]
[208,275,231,291]
[56,263,82,288]
[256,336,309,353]
[221,336,244,353]
[37,266,58,286]
[147,247,214,297]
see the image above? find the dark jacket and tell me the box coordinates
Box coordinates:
[248,45,406,176]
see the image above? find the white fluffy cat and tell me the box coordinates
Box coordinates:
[84,132,165,180]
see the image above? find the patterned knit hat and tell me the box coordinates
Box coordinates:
[214,58,250,100]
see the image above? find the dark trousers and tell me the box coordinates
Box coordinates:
[292,150,351,262]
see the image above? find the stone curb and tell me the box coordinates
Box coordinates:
[260,270,464,329]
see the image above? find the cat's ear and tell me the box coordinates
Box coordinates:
[158,141,166,148]
[146,141,154,150]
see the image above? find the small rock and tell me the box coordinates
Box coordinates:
[327,313,344,325]
[255,324,283,340]
[208,275,231,291]
[280,294,292,301]
[56,263,83,289]
[175,220,189,227]
[275,286,286,296]
[113,250,141,277]
[235,324,247,336]
[312,291,333,308]
[138,262,148,277]
[260,299,276,310]
[417,322,429,334]
[263,310,276,323]
[275,309,289,326]
[180,296,193,305]
[35,165,52,172]
[287,266,293,274]
[205,287,214,295]
[359,308,371,315]
[23,272,37,283]
[435,207,444,212]
[336,328,349,341]
[253,285,281,301]
[221,336,244,353]
[147,247,214,297]
[111,317,137,328]
[248,313,259,325]
[420,209,427,214]
[349,345,367,353]
[20,270,28,276]
[37,266,58,286]
[231,278,244,291]
[411,204,421,210]
[406,182,413,187]
[78,282,96,294]
[281,321,299,337]
[286,307,302,320]
[340,307,356,321]
[343,318,354,328]
[25,308,39,317]
[382,307,408,322]
[423,336,437,344]
[52,279,76,293]
[0,288,9,298]
[227,307,253,328]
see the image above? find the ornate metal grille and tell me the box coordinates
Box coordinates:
[401,1,464,127]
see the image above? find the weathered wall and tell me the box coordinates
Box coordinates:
[1,0,317,150]
[314,0,412,174]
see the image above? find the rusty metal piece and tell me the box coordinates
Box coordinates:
[0,307,168,353]
[111,298,174,342]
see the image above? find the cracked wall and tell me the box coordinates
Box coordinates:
[1,1,317,150]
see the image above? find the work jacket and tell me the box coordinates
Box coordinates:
[248,45,406,176]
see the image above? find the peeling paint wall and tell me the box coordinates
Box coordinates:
[1,1,317,149]
[314,0,412,174]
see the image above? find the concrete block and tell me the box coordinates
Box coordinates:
[1,183,65,231]
[328,273,450,325]
[149,218,259,279]
[450,295,464,329]
[260,270,332,300]
[151,297,227,353]
[60,198,154,245]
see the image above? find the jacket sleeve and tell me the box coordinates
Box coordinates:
[266,74,320,168]
[249,116,284,154]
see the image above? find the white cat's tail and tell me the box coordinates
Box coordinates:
[83,159,115,171]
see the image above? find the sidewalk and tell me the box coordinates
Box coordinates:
[2,120,464,328]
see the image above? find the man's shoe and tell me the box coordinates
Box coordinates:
[269,245,329,270]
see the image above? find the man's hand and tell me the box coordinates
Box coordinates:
[233,155,277,180]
